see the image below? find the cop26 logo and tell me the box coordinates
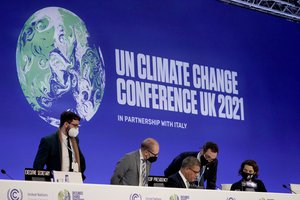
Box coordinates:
[16,7,105,127]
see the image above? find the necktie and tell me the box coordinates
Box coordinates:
[198,165,206,186]
[67,137,73,171]
[141,159,147,186]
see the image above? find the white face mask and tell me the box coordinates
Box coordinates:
[68,127,79,137]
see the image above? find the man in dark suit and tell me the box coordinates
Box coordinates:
[164,142,219,189]
[33,111,86,180]
[165,156,200,188]
[110,138,159,186]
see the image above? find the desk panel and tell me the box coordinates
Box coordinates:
[0,180,299,200]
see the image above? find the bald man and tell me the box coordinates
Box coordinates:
[110,138,159,186]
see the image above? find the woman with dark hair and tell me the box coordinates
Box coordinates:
[230,160,267,192]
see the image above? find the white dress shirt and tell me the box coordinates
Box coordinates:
[61,134,74,171]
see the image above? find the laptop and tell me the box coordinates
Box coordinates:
[290,184,300,194]
[52,170,83,183]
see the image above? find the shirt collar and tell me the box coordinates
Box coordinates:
[179,170,189,188]
[197,152,201,160]
[139,149,144,161]
[62,132,68,140]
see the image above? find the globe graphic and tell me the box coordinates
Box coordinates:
[16,7,105,127]
[169,194,180,200]
[58,190,70,200]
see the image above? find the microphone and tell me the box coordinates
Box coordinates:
[241,181,257,191]
[189,183,204,189]
[1,169,14,180]
[245,181,257,188]
[283,184,296,194]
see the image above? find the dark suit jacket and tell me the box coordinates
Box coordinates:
[110,150,151,186]
[230,179,267,192]
[165,172,187,188]
[164,151,218,189]
[33,132,86,180]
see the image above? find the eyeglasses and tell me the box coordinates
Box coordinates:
[189,168,200,174]
[147,149,159,157]
[69,123,80,128]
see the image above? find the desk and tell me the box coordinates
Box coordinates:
[0,179,299,200]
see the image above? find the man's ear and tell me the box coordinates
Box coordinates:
[64,122,69,129]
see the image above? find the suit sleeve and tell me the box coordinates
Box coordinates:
[206,159,218,189]
[230,181,241,191]
[110,154,131,185]
[76,137,86,181]
[165,176,180,188]
[257,180,267,192]
[33,137,49,169]
[164,154,185,177]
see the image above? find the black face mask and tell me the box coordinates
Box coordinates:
[241,172,254,181]
[147,156,158,163]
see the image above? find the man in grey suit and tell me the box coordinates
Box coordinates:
[110,138,160,186]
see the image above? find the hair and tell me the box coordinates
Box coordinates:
[202,141,219,153]
[59,111,81,128]
[181,156,201,169]
[140,138,159,152]
[239,159,259,178]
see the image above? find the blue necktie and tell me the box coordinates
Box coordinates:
[198,165,206,186]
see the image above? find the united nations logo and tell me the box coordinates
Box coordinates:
[129,193,142,200]
[58,189,71,200]
[16,7,105,127]
[169,194,179,200]
[7,188,23,200]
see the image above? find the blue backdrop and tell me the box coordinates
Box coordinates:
[0,0,299,193]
